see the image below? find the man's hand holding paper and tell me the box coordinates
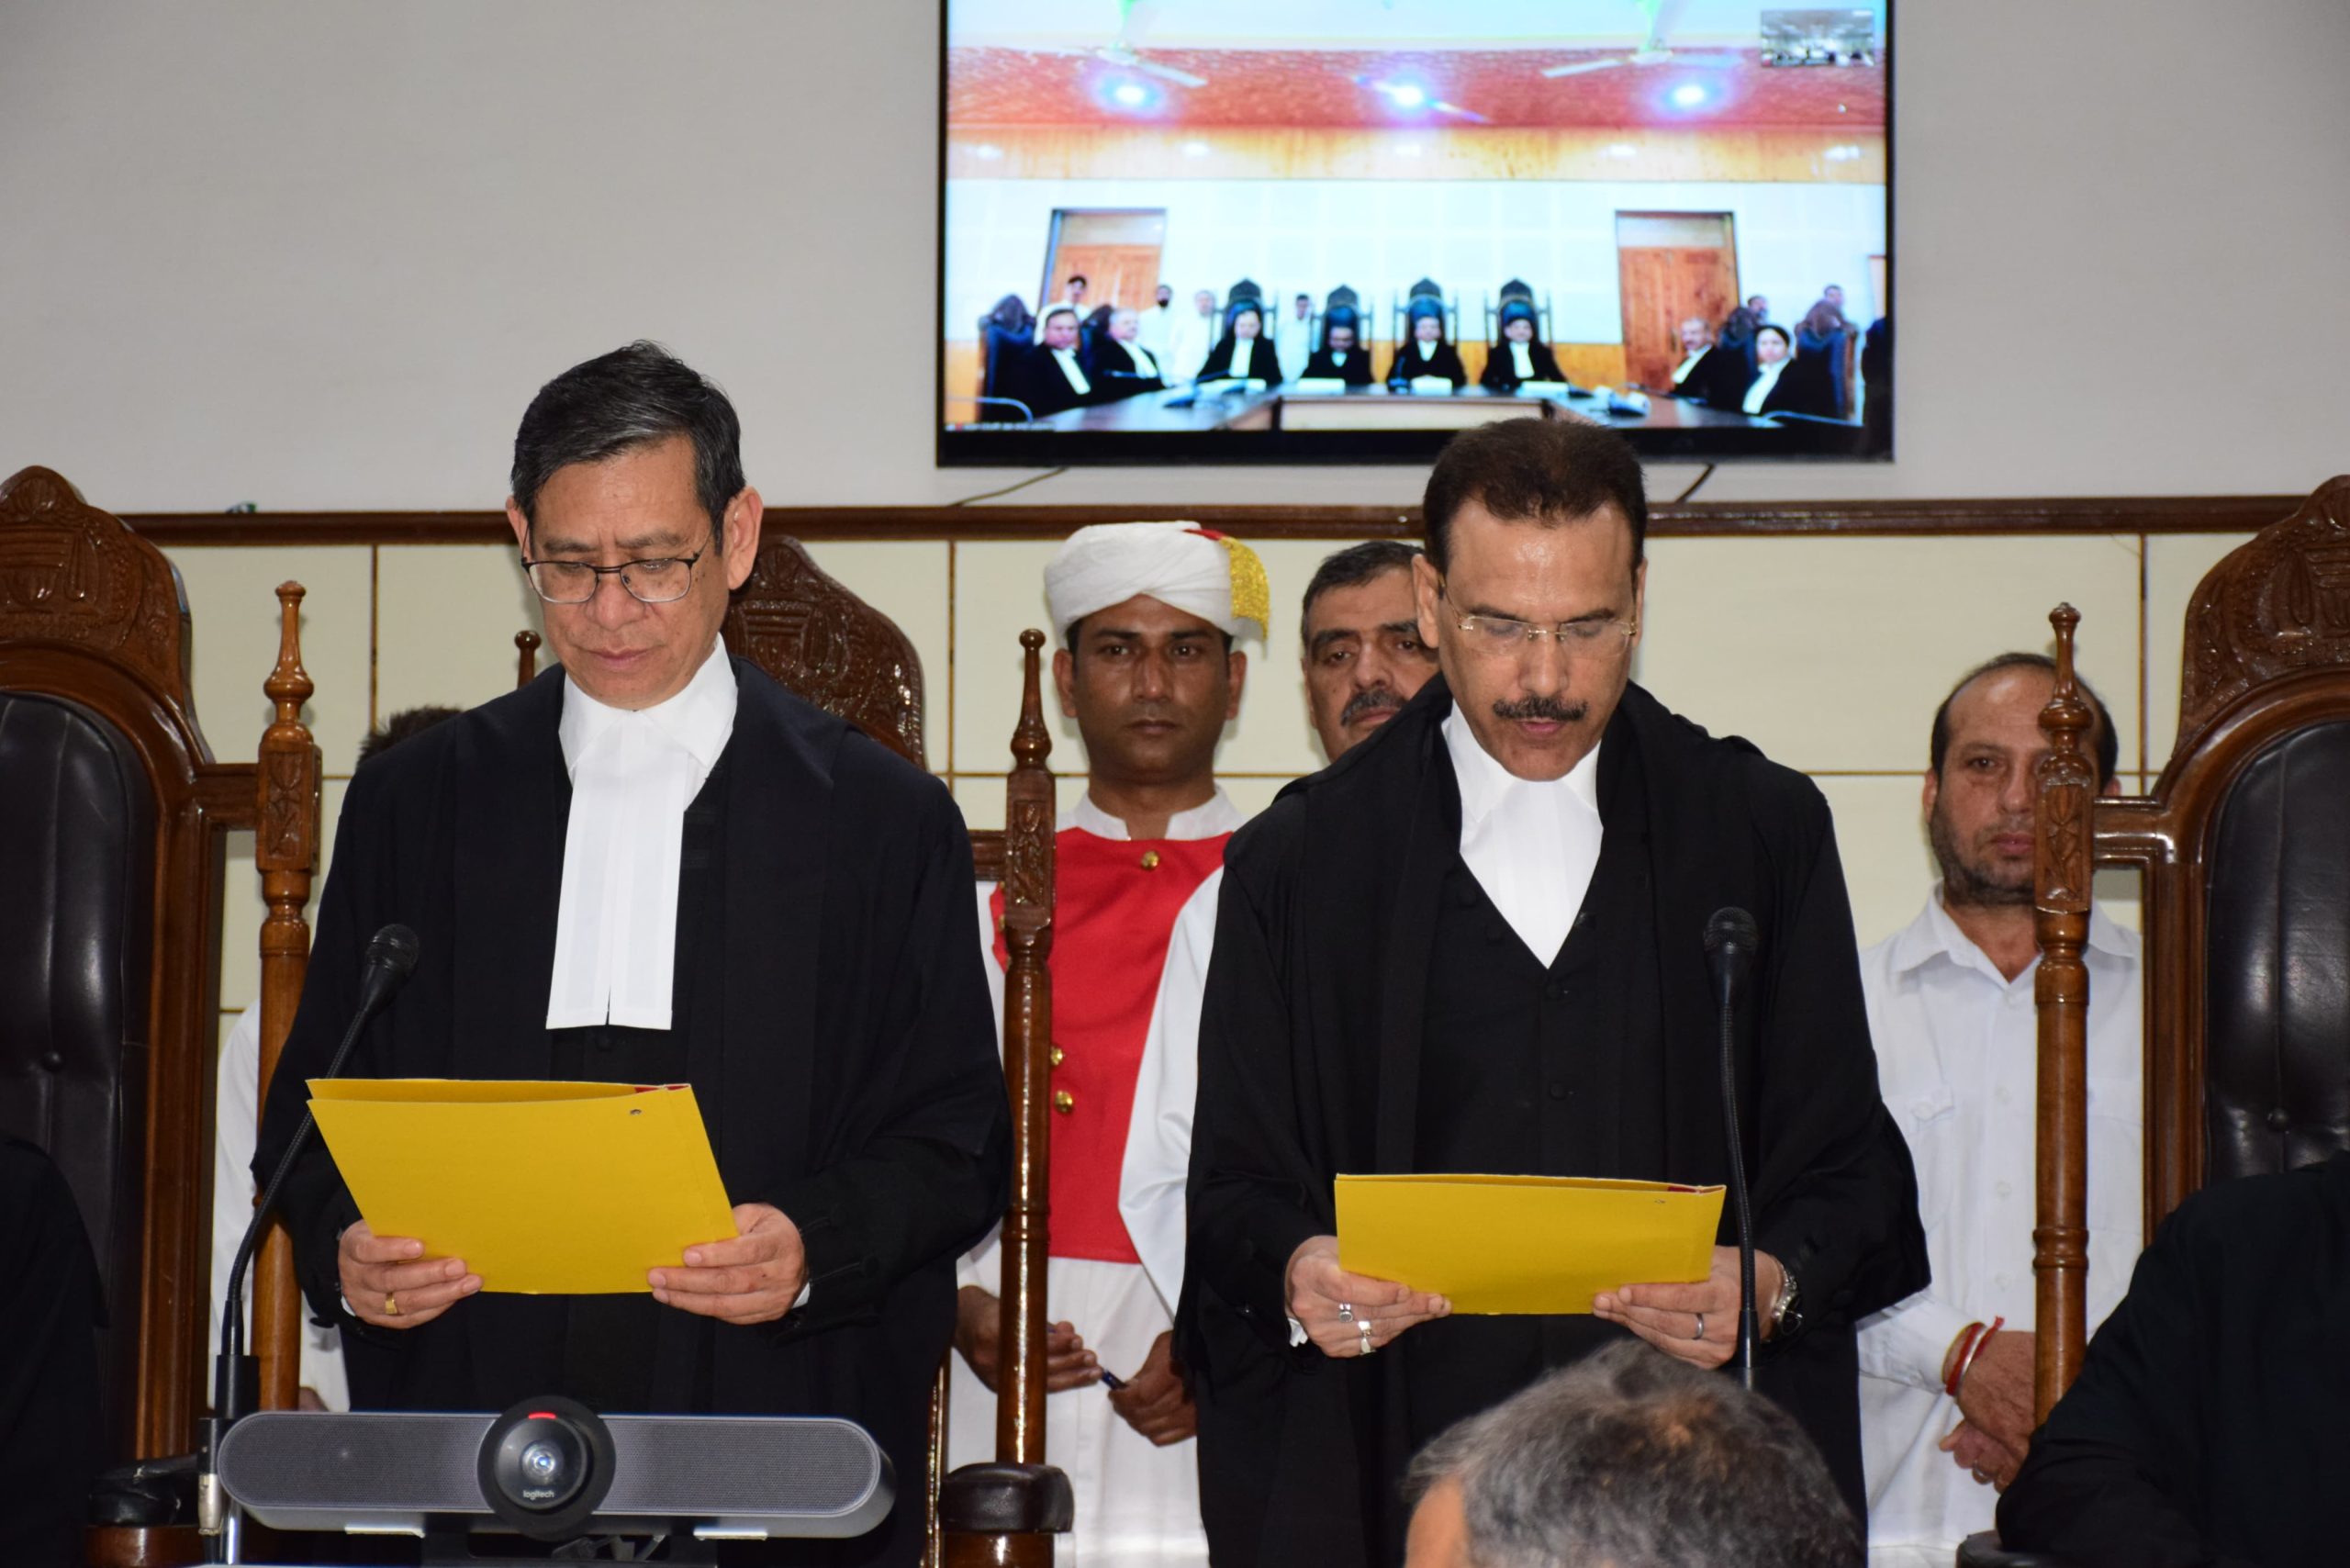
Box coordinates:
[1284,1235,1449,1357]
[1595,1245,1785,1371]
[339,1219,480,1329]
[651,1202,806,1326]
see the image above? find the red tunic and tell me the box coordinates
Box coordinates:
[991,828,1229,1264]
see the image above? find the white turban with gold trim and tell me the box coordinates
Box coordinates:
[1044,521,1269,644]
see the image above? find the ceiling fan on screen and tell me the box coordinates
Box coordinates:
[1034,0,1209,89]
[1539,0,1748,77]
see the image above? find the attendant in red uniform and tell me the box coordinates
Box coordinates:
[949,521,1268,1567]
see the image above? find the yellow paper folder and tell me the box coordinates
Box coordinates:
[1336,1173,1726,1316]
[308,1080,738,1295]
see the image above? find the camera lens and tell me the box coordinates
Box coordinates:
[491,1418,587,1510]
[520,1439,564,1485]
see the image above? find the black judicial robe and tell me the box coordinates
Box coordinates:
[1181,677,1927,1566]
[0,1137,104,1564]
[1084,338,1168,398]
[1301,346,1375,386]
[1670,346,1740,406]
[1477,340,1567,392]
[1387,342,1467,389]
[1998,1152,2350,1568]
[256,661,1011,1567]
[1004,343,1100,418]
[1196,336,1284,385]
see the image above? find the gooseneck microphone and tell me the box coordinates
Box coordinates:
[201,924,420,1552]
[1703,907,1762,1390]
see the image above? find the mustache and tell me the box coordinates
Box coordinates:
[1341,687,1405,725]
[1492,694,1588,723]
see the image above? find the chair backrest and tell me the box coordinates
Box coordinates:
[719,534,1061,1567]
[1226,277,1263,309]
[0,465,320,1462]
[2033,474,2350,1417]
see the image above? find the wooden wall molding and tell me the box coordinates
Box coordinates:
[125,493,2300,547]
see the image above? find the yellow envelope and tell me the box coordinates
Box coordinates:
[308,1080,738,1295]
[1336,1173,1726,1316]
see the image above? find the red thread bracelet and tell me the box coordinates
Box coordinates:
[1945,1321,1987,1397]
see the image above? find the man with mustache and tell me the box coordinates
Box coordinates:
[948,521,1266,1567]
[1856,655,2139,1566]
[1181,417,1927,1564]
[1119,540,1439,1364]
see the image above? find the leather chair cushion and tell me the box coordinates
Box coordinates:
[0,689,157,1455]
[2206,719,2350,1182]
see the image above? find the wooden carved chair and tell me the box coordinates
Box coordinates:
[721,535,1068,1568]
[0,466,319,1564]
[2029,475,2350,1417]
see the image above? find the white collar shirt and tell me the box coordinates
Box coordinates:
[1227,337,1255,381]
[1416,339,1438,362]
[1051,348,1091,396]
[1509,342,1535,378]
[1440,705,1603,966]
[1742,356,1788,413]
[1065,787,1245,841]
[1673,350,1704,385]
[1856,890,2143,1566]
[546,639,738,1030]
[1120,341,1159,380]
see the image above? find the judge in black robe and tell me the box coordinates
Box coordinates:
[1084,308,1168,400]
[1477,298,1568,392]
[258,663,1008,1565]
[1388,297,1466,391]
[1300,305,1376,386]
[1181,420,1924,1565]
[1713,325,1841,420]
[1998,1151,2350,1568]
[1004,306,1101,418]
[1196,298,1283,386]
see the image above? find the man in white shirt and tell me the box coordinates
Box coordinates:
[1136,283,1178,356]
[1857,653,2140,1568]
[951,521,1268,1567]
[1121,541,1438,1325]
[252,342,1006,1568]
[1164,288,1218,382]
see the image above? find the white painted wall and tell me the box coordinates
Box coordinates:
[5,0,2347,510]
[946,177,1886,342]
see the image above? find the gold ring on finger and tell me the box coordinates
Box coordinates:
[384,1291,400,1317]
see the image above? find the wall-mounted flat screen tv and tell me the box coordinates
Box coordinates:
[939,1,1889,466]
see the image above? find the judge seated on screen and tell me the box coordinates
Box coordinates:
[1716,324,1838,419]
[1196,298,1282,386]
[1667,318,1739,405]
[1301,305,1376,386]
[252,341,1010,1568]
[1389,297,1467,391]
[1087,308,1168,398]
[1008,306,1102,418]
[1477,299,1568,393]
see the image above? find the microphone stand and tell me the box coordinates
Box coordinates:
[201,926,416,1562]
[1706,909,1762,1392]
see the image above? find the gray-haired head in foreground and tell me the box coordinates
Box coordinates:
[1300,540,1424,642]
[1404,1341,1861,1568]
[510,341,745,544]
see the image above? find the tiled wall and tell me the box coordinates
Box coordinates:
[170,527,2257,1036]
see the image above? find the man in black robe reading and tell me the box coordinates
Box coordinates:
[255,341,1010,1566]
[1182,417,1927,1565]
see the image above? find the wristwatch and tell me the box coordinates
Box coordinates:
[1768,1267,1805,1341]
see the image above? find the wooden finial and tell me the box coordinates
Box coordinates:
[263,582,313,727]
[1011,628,1053,773]
[515,628,542,689]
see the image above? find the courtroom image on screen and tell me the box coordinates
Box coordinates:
[939,0,1890,467]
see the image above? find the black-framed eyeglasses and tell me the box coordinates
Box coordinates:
[520,546,708,605]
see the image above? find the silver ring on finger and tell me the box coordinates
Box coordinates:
[1358,1322,1376,1357]
[1692,1311,1705,1342]
[1337,1301,1356,1324]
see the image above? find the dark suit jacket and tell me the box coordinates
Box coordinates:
[1478,340,1566,391]
[1003,343,1099,418]
[1669,346,1739,405]
[1197,335,1283,385]
[1300,346,1375,386]
[1713,355,1841,419]
[256,662,1011,1567]
[1388,341,1467,389]
[1182,678,1928,1564]
[1084,338,1168,399]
